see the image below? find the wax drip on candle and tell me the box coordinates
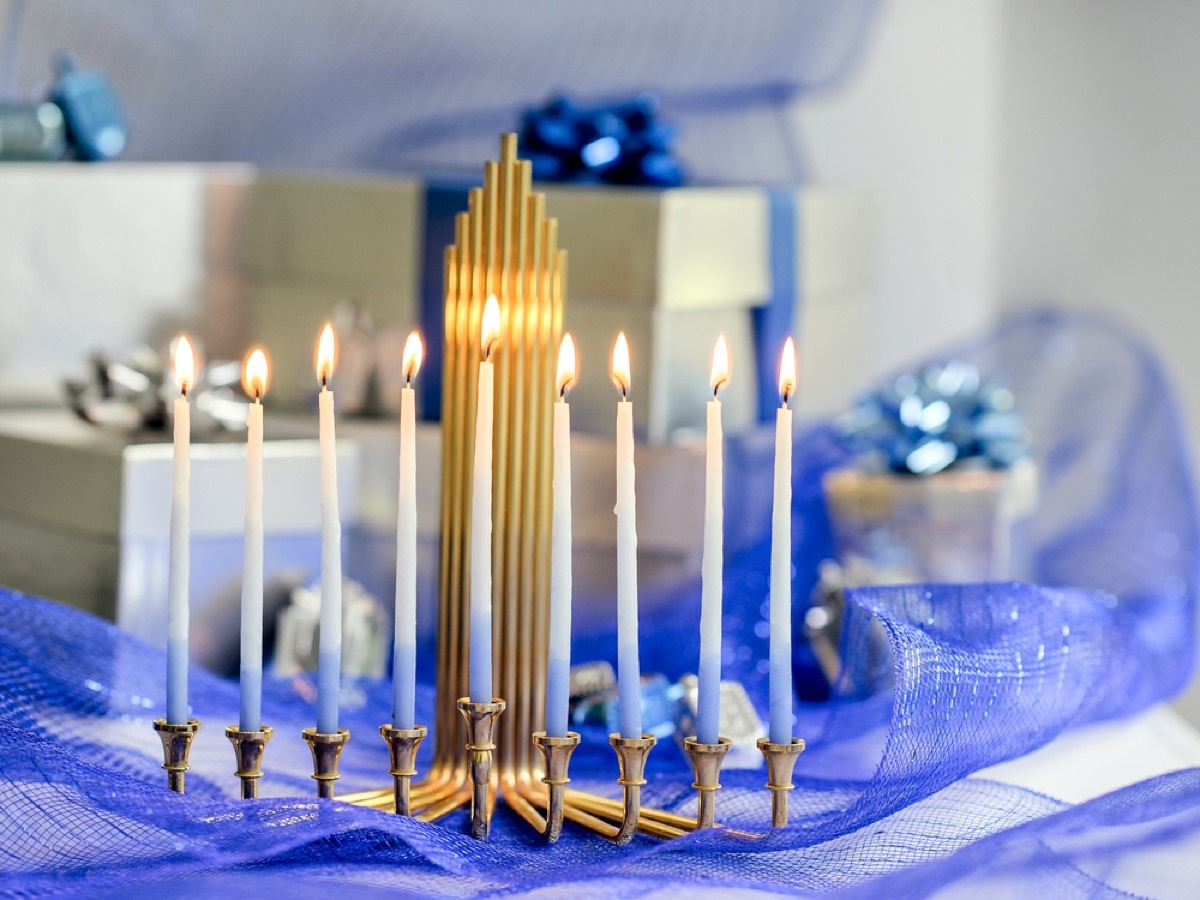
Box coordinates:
[165,334,195,727]
[314,322,343,735]
[469,295,501,704]
[239,346,269,734]
[393,331,423,730]
[546,333,577,739]
[697,334,730,746]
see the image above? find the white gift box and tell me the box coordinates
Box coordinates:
[0,410,360,673]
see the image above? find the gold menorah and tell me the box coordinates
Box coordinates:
[342,134,711,840]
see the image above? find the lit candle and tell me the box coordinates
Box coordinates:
[315,323,343,735]
[612,332,642,740]
[239,348,269,733]
[697,336,729,745]
[469,296,501,703]
[769,337,797,745]
[166,335,194,726]
[393,332,423,729]
[545,334,577,738]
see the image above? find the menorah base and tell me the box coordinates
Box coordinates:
[153,718,200,794]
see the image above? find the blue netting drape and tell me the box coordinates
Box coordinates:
[2,309,1199,897]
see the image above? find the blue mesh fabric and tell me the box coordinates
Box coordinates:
[1,309,1198,897]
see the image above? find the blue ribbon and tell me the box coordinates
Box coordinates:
[753,187,800,422]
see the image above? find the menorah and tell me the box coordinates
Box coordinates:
[155,134,806,841]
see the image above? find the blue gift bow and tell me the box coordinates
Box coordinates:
[517,93,686,188]
[833,360,1033,474]
[418,179,799,426]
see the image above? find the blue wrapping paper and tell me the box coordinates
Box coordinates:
[0,310,1197,896]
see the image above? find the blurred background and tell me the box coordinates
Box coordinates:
[1,2,1198,721]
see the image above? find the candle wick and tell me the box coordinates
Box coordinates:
[406,373,412,388]
[321,376,328,390]
[255,390,262,403]
[559,384,567,400]
[180,383,188,399]
[621,386,628,402]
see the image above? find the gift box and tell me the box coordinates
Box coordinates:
[0,410,361,674]
[822,458,1039,585]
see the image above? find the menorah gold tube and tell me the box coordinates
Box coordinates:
[532,730,580,843]
[458,698,506,839]
[609,732,656,844]
[154,718,200,793]
[380,724,427,816]
[684,736,732,830]
[757,736,806,828]
[225,724,273,799]
[302,727,350,800]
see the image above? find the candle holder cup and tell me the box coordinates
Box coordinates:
[532,730,581,843]
[379,723,428,816]
[302,727,351,799]
[457,698,506,839]
[757,736,806,827]
[609,732,657,844]
[153,718,201,794]
[684,736,732,830]
[225,724,273,799]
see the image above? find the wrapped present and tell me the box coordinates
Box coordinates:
[0,410,360,676]
[422,179,877,443]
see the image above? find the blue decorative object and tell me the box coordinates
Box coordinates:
[834,360,1032,474]
[51,54,127,161]
[518,93,686,187]
[0,311,1196,895]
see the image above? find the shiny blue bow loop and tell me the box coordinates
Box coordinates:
[519,92,686,187]
[834,361,1032,475]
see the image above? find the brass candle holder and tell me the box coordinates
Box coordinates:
[532,731,580,843]
[225,725,273,799]
[684,736,732,830]
[153,718,200,793]
[609,733,657,844]
[379,723,428,816]
[757,737,806,827]
[302,727,350,799]
[338,135,700,843]
[457,698,506,839]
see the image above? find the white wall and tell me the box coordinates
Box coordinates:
[998,0,1200,722]
[795,0,1002,378]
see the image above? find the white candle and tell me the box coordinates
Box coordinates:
[239,348,268,733]
[393,332,422,729]
[469,296,501,703]
[545,334,577,739]
[697,336,729,745]
[316,324,343,735]
[166,335,194,726]
[769,337,797,745]
[612,332,642,740]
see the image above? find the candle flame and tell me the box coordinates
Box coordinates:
[556,333,577,398]
[316,323,336,386]
[611,331,631,398]
[403,331,423,384]
[710,335,730,396]
[778,337,797,406]
[242,347,269,400]
[173,335,195,396]
[481,295,501,360]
